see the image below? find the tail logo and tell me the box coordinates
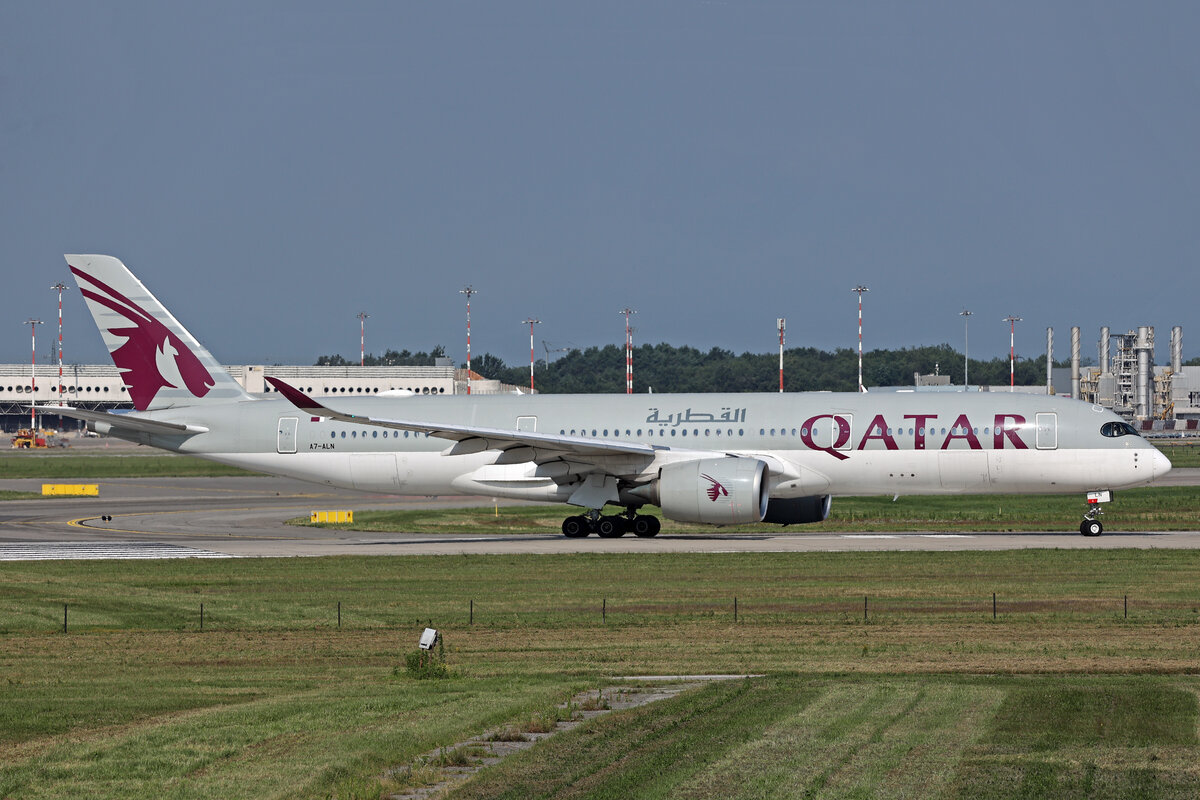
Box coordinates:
[70,266,214,410]
[700,473,729,502]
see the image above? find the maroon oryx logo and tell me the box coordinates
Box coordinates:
[700,473,729,502]
[70,266,214,410]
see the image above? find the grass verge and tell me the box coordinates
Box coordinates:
[0,454,257,479]
[297,485,1199,534]
[7,551,1200,798]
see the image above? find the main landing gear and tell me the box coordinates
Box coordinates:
[561,508,661,538]
[1080,490,1112,537]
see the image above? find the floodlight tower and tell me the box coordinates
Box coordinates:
[959,309,972,389]
[777,317,786,392]
[356,312,370,367]
[24,319,43,430]
[1003,315,1022,391]
[51,282,69,406]
[852,285,869,392]
[522,318,541,393]
[460,285,477,394]
[619,308,636,394]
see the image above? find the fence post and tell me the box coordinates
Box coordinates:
[1124,594,1128,619]
[993,593,996,620]
[63,603,67,634]
[864,596,868,622]
[200,603,204,631]
[602,598,606,623]
[470,599,473,625]
[338,601,342,629]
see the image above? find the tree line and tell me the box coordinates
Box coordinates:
[315,342,1099,393]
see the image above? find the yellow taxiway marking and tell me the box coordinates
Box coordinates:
[66,508,308,540]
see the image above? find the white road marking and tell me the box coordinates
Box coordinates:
[0,542,234,560]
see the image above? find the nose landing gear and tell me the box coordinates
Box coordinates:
[1080,490,1111,537]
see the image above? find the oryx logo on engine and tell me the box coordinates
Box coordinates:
[700,473,729,502]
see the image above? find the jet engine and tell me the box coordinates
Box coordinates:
[763,495,832,525]
[653,457,769,525]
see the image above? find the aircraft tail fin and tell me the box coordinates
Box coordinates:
[65,254,254,411]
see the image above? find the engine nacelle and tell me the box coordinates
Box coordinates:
[763,495,832,525]
[656,457,769,525]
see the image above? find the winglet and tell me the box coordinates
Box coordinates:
[265,376,334,415]
[267,376,371,425]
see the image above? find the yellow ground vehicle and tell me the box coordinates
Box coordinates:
[9,429,67,449]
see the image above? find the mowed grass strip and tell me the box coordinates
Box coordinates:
[302,485,1200,534]
[449,677,813,800]
[667,680,1004,800]
[0,453,256,479]
[952,677,1200,799]
[449,676,1200,800]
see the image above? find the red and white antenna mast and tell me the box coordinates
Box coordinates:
[619,308,636,394]
[356,312,370,367]
[777,317,786,392]
[1004,315,1022,391]
[852,285,869,392]
[24,318,43,430]
[460,285,477,394]
[522,318,540,393]
[51,282,68,406]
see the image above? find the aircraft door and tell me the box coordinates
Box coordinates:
[808,414,853,450]
[1035,413,1057,450]
[277,417,298,454]
[516,416,537,432]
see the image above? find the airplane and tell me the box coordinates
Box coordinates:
[41,254,1171,538]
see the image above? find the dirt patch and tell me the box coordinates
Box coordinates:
[381,678,735,799]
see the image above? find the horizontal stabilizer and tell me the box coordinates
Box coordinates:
[32,405,208,436]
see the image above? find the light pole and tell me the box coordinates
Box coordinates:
[1004,315,1022,391]
[522,318,540,393]
[356,312,370,367]
[51,282,69,407]
[460,286,477,394]
[24,319,43,430]
[619,308,636,394]
[959,309,972,389]
[777,317,786,393]
[852,285,869,392]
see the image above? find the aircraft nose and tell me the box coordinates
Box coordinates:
[1151,447,1172,480]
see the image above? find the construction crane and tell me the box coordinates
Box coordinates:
[542,340,572,363]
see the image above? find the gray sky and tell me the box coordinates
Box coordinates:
[3,2,1198,370]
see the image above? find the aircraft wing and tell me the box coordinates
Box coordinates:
[31,405,209,436]
[265,377,663,459]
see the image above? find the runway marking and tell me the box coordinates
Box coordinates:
[0,542,233,560]
[840,534,972,539]
[66,511,308,541]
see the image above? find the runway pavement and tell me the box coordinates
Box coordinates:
[1,472,1198,559]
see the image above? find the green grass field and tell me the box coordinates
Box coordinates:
[0,453,256,479]
[300,484,1199,534]
[7,551,1200,798]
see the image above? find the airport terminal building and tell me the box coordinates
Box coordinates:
[0,363,524,431]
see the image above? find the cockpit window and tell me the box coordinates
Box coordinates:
[1101,421,1140,438]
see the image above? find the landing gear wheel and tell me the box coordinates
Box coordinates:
[596,515,627,538]
[631,515,661,538]
[1080,519,1103,537]
[562,516,591,538]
